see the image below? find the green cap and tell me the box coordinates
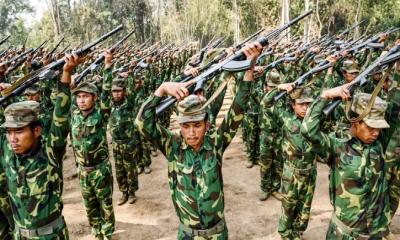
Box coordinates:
[72,81,98,95]
[342,59,360,73]
[24,83,40,95]
[290,87,314,103]
[351,93,389,129]
[177,95,207,124]
[2,101,40,128]
[265,69,281,87]
[112,78,126,91]
[200,48,225,68]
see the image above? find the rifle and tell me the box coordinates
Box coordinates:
[337,20,366,39]
[0,25,124,104]
[31,39,49,60]
[4,48,34,66]
[112,48,158,74]
[45,37,65,59]
[154,10,313,115]
[73,28,135,85]
[273,28,400,102]
[0,35,10,47]
[322,44,400,116]
[190,37,225,67]
[60,44,70,54]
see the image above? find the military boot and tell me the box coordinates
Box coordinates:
[128,193,137,204]
[259,190,270,201]
[246,161,254,168]
[95,234,104,240]
[138,166,144,174]
[117,192,129,206]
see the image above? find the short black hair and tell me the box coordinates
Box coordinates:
[28,120,42,131]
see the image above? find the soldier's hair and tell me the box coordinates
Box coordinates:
[28,120,42,131]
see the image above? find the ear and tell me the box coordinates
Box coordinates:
[33,126,42,138]
[205,121,210,131]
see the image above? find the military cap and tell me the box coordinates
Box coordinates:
[290,87,314,103]
[265,69,281,87]
[72,81,98,95]
[2,101,40,128]
[112,78,126,91]
[342,59,360,73]
[177,95,207,124]
[24,83,41,95]
[351,93,389,129]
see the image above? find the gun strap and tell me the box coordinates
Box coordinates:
[345,65,392,123]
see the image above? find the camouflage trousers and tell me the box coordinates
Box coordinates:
[177,225,228,240]
[112,142,139,194]
[259,134,282,193]
[13,218,69,240]
[78,161,115,238]
[139,135,152,168]
[326,216,392,240]
[278,163,317,240]
[386,126,400,218]
[242,113,260,164]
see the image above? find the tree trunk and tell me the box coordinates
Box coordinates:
[303,0,311,42]
[315,0,322,37]
[46,0,61,39]
[354,0,362,38]
[233,0,240,45]
[281,0,290,42]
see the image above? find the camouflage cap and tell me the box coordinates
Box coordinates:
[24,83,40,95]
[342,59,360,73]
[2,101,40,128]
[265,69,281,87]
[351,93,389,129]
[112,78,126,91]
[177,95,207,124]
[290,87,314,103]
[72,81,98,95]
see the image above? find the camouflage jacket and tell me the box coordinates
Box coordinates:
[264,89,317,169]
[71,68,112,166]
[109,99,136,142]
[301,93,400,236]
[135,81,251,229]
[0,82,70,229]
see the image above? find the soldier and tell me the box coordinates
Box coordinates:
[109,78,139,205]
[259,69,283,201]
[70,50,115,240]
[301,81,399,239]
[135,42,261,239]
[0,53,81,239]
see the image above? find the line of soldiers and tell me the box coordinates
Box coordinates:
[0,24,399,240]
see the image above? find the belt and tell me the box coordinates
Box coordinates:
[331,213,370,240]
[179,218,225,237]
[15,215,65,238]
[79,161,107,173]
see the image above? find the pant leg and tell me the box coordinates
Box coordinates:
[93,162,115,238]
[113,143,128,194]
[294,168,317,234]
[123,143,139,193]
[272,137,284,192]
[141,138,152,167]
[259,130,274,193]
[278,165,301,240]
[79,169,102,236]
[177,225,228,240]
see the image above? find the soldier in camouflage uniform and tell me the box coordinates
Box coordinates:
[0,53,80,239]
[109,78,139,205]
[23,83,53,139]
[70,51,115,240]
[302,80,400,239]
[259,69,283,201]
[262,84,317,239]
[135,43,261,239]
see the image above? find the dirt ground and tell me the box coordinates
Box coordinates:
[62,92,400,240]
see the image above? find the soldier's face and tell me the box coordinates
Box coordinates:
[344,71,358,82]
[6,126,41,154]
[76,92,96,111]
[180,120,209,151]
[112,90,125,102]
[25,93,41,102]
[292,102,310,119]
[352,121,380,144]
